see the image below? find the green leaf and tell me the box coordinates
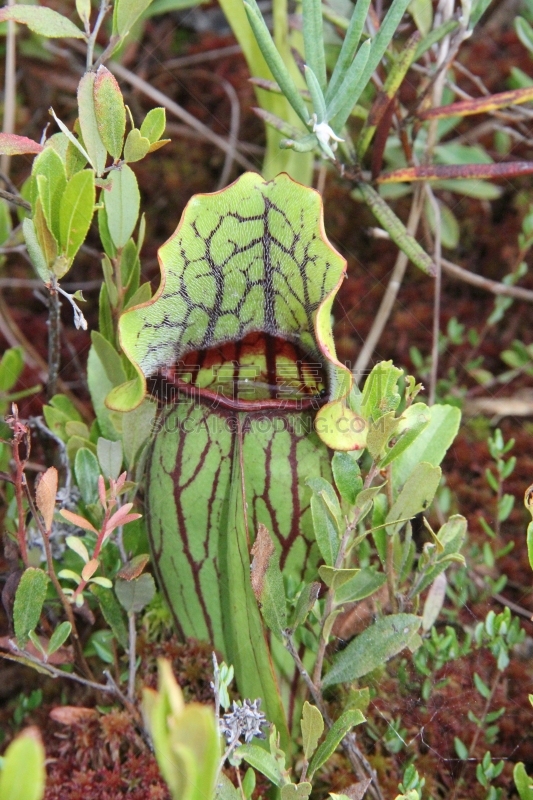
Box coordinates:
[77,72,107,176]
[59,169,96,260]
[140,107,166,143]
[308,478,341,566]
[23,218,50,283]
[327,39,371,128]
[237,743,285,787]
[304,66,327,122]
[33,147,67,242]
[290,581,320,630]
[322,614,421,687]
[425,197,460,250]
[13,568,49,648]
[116,0,155,35]
[281,784,312,800]
[0,728,46,800]
[380,402,430,467]
[75,447,100,505]
[366,412,400,460]
[332,450,362,506]
[243,0,310,126]
[122,399,157,468]
[115,573,156,613]
[253,527,287,640]
[0,4,84,37]
[91,330,127,387]
[357,182,435,276]
[301,701,324,760]
[0,347,24,392]
[386,462,441,536]
[308,708,365,777]
[104,164,140,249]
[94,66,126,160]
[97,437,123,480]
[124,128,151,162]
[302,0,327,91]
[326,0,371,104]
[515,16,533,54]
[393,404,461,491]
[334,567,387,603]
[361,360,402,422]
[89,584,128,647]
[48,621,72,656]
[356,0,413,93]
[514,763,533,800]
[408,0,432,35]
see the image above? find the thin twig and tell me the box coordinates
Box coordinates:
[0,188,31,211]
[441,258,533,302]
[426,186,442,405]
[352,186,425,382]
[108,61,256,172]
[1,0,16,177]
[179,68,240,190]
[285,633,383,800]
[86,0,110,69]
[47,276,62,400]
[22,476,94,680]
[127,612,137,702]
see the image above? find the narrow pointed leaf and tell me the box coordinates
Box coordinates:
[357,181,435,276]
[326,0,372,104]
[302,0,327,91]
[378,161,533,182]
[355,0,413,98]
[304,66,327,122]
[357,31,420,160]
[90,584,128,647]
[0,5,84,37]
[59,508,98,533]
[419,85,533,120]
[244,0,310,125]
[47,621,72,656]
[328,39,371,128]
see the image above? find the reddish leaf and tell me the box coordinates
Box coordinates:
[35,467,58,531]
[49,706,98,725]
[377,161,533,183]
[59,509,97,534]
[117,553,150,581]
[0,133,43,156]
[419,86,533,120]
[81,558,99,581]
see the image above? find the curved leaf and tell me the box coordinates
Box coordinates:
[0,5,84,38]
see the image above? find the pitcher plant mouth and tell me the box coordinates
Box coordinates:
[149,332,329,413]
[109,171,366,450]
